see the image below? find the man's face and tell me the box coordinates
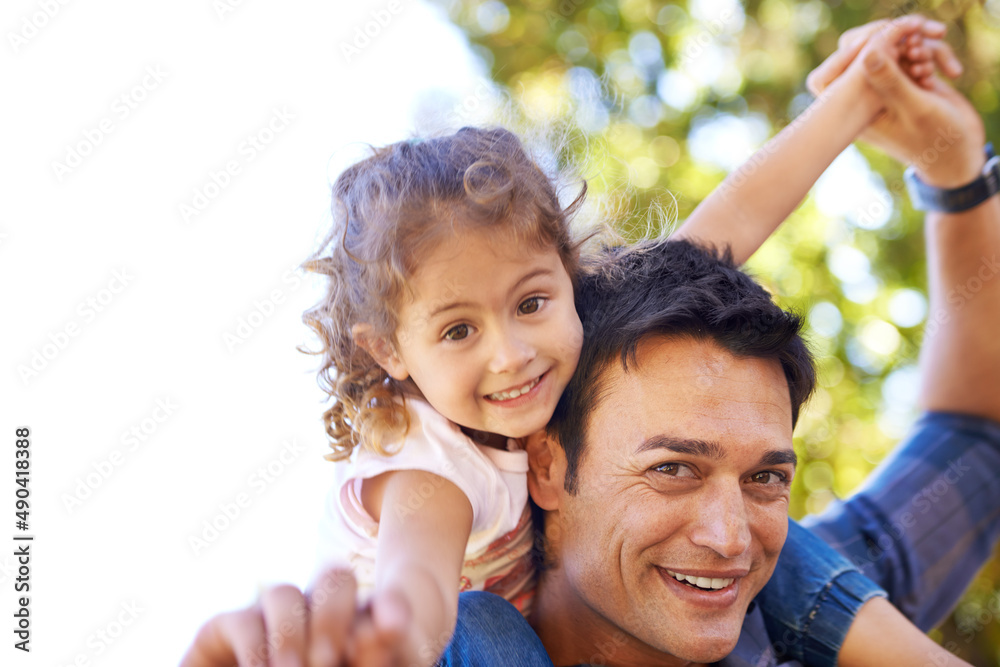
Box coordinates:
[543,336,795,665]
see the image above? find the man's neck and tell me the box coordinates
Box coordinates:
[531,567,708,667]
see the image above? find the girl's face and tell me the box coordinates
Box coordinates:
[381,228,583,440]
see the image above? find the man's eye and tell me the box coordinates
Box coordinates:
[518,297,543,315]
[749,471,787,485]
[444,324,469,341]
[653,463,693,477]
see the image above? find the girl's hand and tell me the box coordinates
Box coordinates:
[180,567,411,667]
[805,15,983,186]
[807,16,962,96]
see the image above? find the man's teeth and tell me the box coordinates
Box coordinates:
[487,376,541,401]
[665,570,734,590]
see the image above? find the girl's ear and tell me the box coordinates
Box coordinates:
[526,430,567,511]
[352,324,409,381]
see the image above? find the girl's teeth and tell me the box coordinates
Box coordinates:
[488,376,540,401]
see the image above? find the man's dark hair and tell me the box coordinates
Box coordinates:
[549,239,816,493]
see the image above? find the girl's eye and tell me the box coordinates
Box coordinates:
[444,324,469,341]
[749,471,787,486]
[518,297,543,315]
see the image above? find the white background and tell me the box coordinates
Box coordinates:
[1,1,485,664]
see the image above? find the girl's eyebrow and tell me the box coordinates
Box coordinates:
[508,267,555,297]
[429,300,474,318]
[428,268,557,319]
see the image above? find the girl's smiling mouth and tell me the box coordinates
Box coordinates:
[484,372,546,402]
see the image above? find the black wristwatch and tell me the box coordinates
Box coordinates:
[904,143,1000,212]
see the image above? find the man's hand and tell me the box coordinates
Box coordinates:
[180,568,411,667]
[807,16,985,187]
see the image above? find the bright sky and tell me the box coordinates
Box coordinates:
[1,1,485,664]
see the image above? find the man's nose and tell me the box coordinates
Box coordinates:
[487,328,536,374]
[688,484,752,559]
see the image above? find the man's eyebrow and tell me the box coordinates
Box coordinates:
[758,449,797,468]
[635,436,725,459]
[635,437,797,468]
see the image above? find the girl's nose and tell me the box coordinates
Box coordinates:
[488,331,536,374]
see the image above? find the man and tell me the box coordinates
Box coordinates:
[437,16,1000,666]
[182,17,1000,667]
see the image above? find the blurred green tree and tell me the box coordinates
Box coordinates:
[437,0,1000,663]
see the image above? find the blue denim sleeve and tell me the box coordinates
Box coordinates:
[436,591,553,667]
[801,412,1000,631]
[754,518,886,667]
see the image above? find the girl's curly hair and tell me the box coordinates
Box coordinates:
[301,126,590,461]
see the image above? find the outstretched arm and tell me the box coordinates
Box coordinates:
[180,471,472,667]
[801,11,1000,642]
[672,17,946,265]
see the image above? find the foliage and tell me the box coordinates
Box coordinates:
[439,0,1000,663]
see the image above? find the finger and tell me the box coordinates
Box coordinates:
[863,43,924,109]
[352,612,393,667]
[919,18,948,39]
[915,74,937,91]
[927,38,963,78]
[353,594,410,667]
[260,585,310,667]
[838,20,888,50]
[907,62,936,80]
[307,567,358,667]
[809,15,925,96]
[807,35,868,95]
[181,608,269,667]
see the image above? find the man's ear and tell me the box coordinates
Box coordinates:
[352,324,409,381]
[526,430,568,511]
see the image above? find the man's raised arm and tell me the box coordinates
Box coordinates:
[802,29,1000,632]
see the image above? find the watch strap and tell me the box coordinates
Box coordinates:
[904,143,1000,212]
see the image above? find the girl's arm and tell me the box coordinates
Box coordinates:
[671,18,929,265]
[361,469,474,666]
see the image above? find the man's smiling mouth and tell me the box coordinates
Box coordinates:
[664,569,735,591]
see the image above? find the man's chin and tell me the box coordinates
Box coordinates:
[655,616,744,664]
[670,634,741,664]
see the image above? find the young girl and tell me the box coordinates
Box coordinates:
[179,15,970,667]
